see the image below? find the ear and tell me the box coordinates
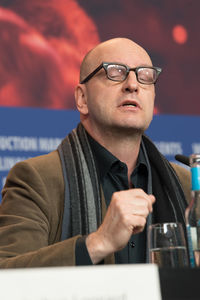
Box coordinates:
[74,84,89,115]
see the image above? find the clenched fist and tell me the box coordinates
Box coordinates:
[86,188,155,264]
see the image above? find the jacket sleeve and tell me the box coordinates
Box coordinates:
[0,151,81,268]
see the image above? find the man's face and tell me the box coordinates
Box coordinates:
[78,39,156,137]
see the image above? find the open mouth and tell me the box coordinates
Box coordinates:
[122,103,137,107]
[121,101,138,108]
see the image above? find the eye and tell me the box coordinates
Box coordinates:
[138,68,155,83]
[107,65,127,79]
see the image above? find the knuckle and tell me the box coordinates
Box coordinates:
[112,192,122,208]
[121,214,130,224]
[112,191,120,202]
[133,188,143,195]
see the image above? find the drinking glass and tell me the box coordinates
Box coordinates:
[148,222,189,268]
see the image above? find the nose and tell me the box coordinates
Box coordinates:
[122,70,138,93]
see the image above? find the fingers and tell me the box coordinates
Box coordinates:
[111,189,156,234]
[102,189,156,247]
[86,188,156,264]
[132,190,155,214]
[112,188,155,216]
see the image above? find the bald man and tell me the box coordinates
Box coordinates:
[0,38,191,268]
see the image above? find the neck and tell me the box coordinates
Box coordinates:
[83,122,142,177]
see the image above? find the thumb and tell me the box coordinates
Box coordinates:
[149,194,156,212]
[149,194,156,204]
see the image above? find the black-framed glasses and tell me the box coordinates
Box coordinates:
[80,62,162,85]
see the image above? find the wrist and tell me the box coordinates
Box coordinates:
[86,231,114,264]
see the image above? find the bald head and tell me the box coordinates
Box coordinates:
[80,37,152,82]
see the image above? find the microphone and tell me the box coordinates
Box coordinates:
[175,154,190,166]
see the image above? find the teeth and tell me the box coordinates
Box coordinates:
[123,104,136,107]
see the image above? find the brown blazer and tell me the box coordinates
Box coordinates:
[0,150,191,268]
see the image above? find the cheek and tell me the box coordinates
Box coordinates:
[149,97,155,116]
[87,88,108,111]
[143,90,155,118]
[147,89,155,106]
[87,96,103,116]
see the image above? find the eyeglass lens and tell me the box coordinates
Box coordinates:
[106,64,157,84]
[137,68,156,84]
[106,65,127,81]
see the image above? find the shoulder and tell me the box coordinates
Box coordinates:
[170,162,190,181]
[170,162,191,204]
[5,150,64,198]
[25,150,62,179]
[13,150,62,176]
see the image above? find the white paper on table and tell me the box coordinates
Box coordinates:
[0,264,161,300]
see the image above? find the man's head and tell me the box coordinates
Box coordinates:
[75,37,161,141]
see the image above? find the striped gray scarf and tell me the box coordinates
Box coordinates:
[58,123,188,241]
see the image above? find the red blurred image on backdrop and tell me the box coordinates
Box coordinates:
[0,0,199,114]
[0,0,99,109]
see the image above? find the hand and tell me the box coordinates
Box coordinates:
[86,188,155,264]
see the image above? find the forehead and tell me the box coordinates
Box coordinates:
[93,40,152,68]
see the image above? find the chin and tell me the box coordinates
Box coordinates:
[122,121,148,131]
[113,124,145,135]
